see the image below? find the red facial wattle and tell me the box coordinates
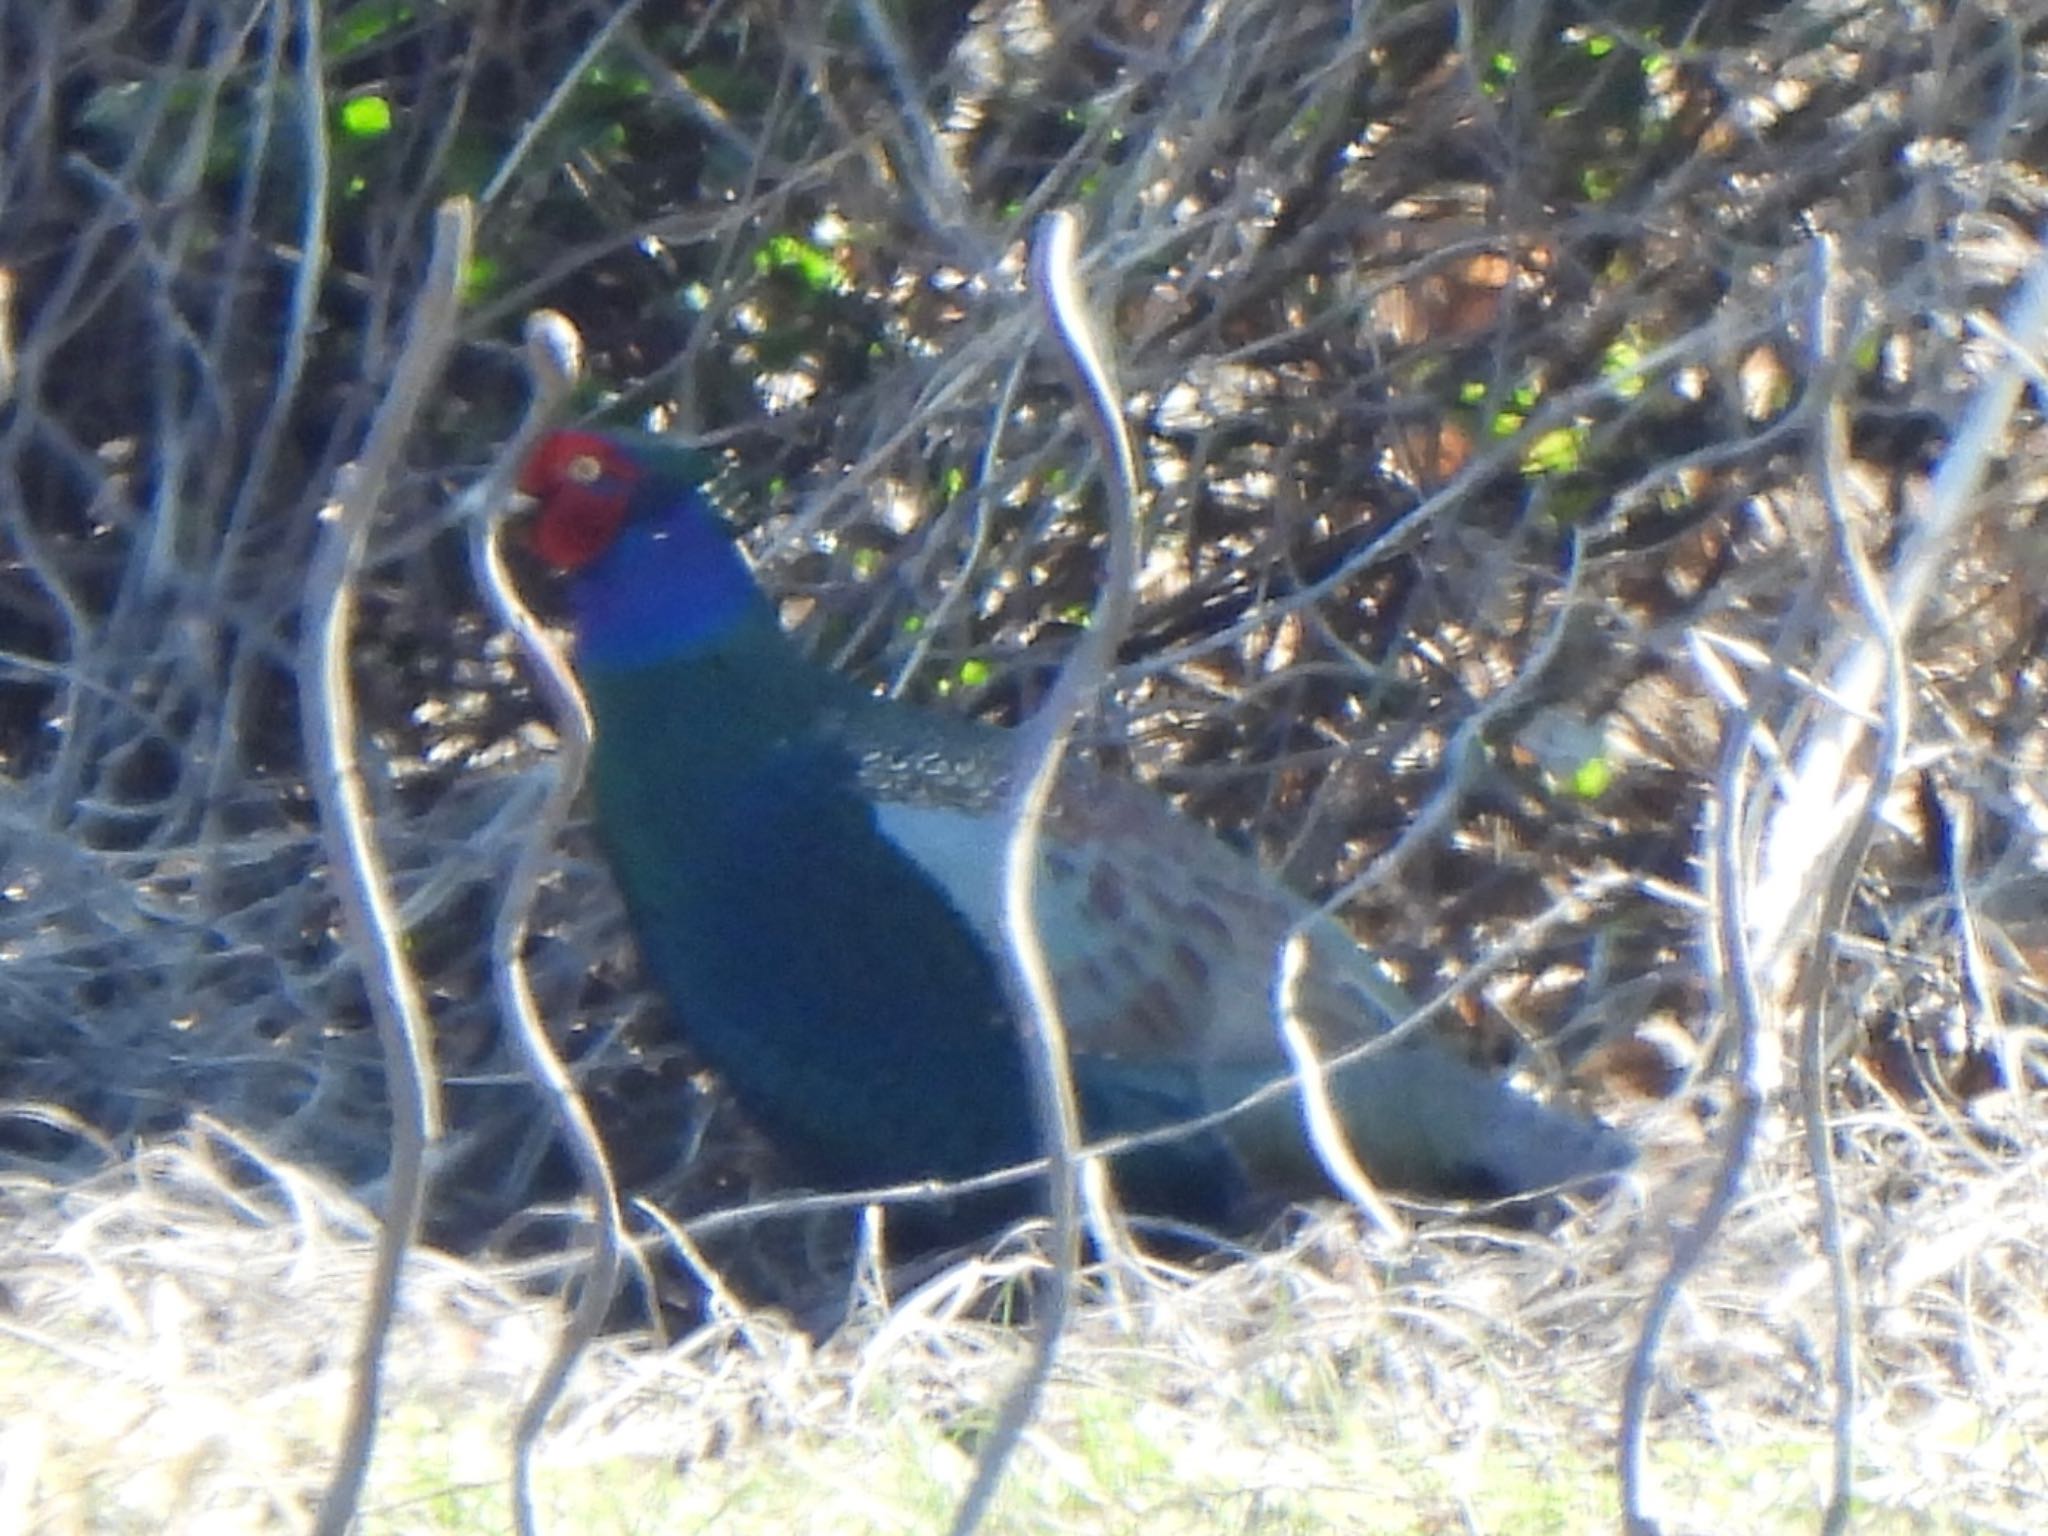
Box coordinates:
[521,430,638,571]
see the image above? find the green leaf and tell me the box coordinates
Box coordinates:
[460,257,499,302]
[339,95,393,138]
[753,233,851,294]
[586,64,653,98]
[1581,164,1623,202]
[1567,757,1614,800]
[1600,338,1647,399]
[1521,425,1584,477]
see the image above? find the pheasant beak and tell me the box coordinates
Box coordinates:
[512,454,553,502]
[500,476,544,554]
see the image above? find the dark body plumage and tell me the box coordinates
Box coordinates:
[519,430,1634,1231]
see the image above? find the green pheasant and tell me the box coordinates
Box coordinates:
[518,428,1634,1228]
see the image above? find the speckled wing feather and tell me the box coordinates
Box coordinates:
[837,696,1633,1201]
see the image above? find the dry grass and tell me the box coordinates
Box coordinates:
[2,1114,2042,1532]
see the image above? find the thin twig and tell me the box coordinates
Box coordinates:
[1751,234,2048,960]
[889,355,1028,698]
[478,0,653,207]
[1618,616,1772,1536]
[1802,235,1900,1536]
[1271,931,1407,1237]
[468,312,631,1536]
[303,197,473,1536]
[852,0,976,248]
[945,207,1144,1536]
[0,268,15,405]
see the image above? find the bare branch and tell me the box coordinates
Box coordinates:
[303,198,474,1536]
[947,206,1144,1536]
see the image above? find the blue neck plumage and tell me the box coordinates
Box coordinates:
[568,486,773,672]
